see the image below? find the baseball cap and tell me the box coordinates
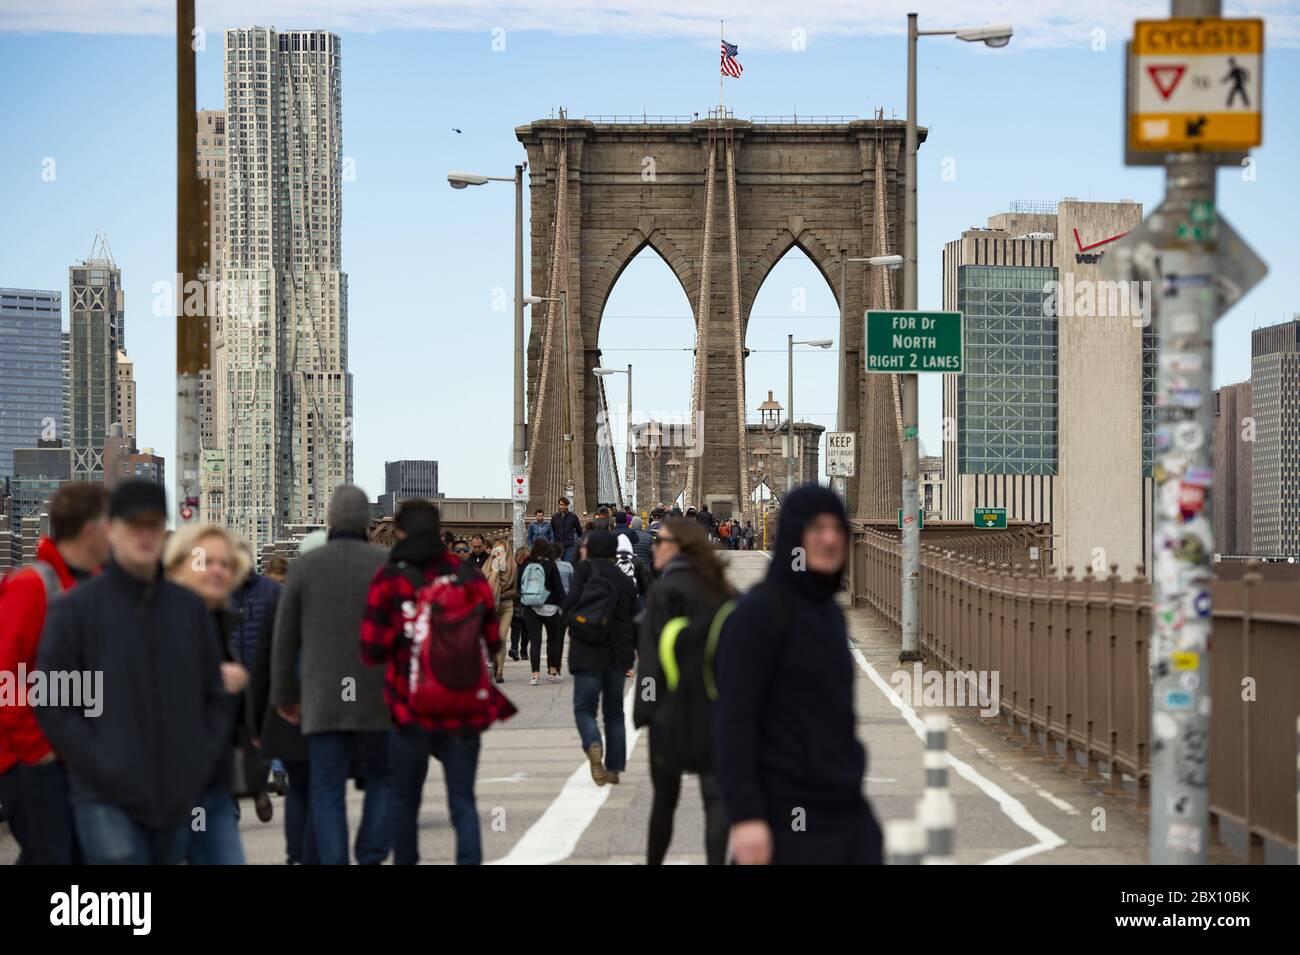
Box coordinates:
[109,480,168,522]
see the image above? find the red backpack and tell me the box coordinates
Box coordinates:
[397,562,494,719]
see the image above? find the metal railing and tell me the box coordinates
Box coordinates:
[850,525,1300,857]
[583,114,695,124]
[750,114,858,124]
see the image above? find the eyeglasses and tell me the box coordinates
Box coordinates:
[652,535,676,546]
[453,547,470,554]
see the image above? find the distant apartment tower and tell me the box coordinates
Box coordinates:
[220,27,352,553]
[116,350,136,441]
[0,288,63,479]
[10,441,71,564]
[1213,382,1253,556]
[68,236,124,481]
[1250,317,1300,556]
[942,199,1149,573]
[128,448,166,487]
[197,109,227,453]
[61,331,70,445]
[385,460,439,500]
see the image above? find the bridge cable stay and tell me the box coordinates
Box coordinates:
[724,133,752,513]
[685,127,718,508]
[526,115,570,511]
[594,373,624,508]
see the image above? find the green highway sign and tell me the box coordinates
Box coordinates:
[897,508,924,530]
[973,507,1007,529]
[866,310,963,373]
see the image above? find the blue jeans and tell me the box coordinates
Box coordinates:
[560,542,577,562]
[390,725,483,865]
[187,788,246,864]
[307,730,392,865]
[0,759,79,864]
[573,670,627,772]
[284,760,318,864]
[74,802,191,865]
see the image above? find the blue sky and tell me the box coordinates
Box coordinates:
[2,3,1297,502]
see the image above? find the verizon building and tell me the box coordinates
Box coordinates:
[943,199,1149,574]
[218,27,352,554]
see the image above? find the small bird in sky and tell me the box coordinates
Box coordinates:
[452,127,462,134]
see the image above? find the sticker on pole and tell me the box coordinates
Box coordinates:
[1128,18,1263,152]
[511,471,529,501]
[826,431,856,477]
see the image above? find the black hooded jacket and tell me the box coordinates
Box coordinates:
[563,530,637,673]
[712,485,867,824]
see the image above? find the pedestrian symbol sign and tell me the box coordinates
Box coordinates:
[1128,18,1263,153]
[973,507,1007,529]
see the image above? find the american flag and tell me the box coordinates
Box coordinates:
[720,40,743,78]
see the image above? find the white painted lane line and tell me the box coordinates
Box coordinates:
[489,685,642,865]
[851,648,1066,865]
[946,720,1081,816]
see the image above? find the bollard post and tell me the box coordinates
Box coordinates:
[885,817,925,865]
[919,713,955,861]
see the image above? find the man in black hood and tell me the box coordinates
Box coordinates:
[712,484,883,865]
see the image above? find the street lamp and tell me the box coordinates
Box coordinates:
[787,336,833,500]
[593,365,633,509]
[448,166,526,548]
[898,15,1013,663]
[836,252,905,500]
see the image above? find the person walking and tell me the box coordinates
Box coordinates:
[36,481,236,865]
[227,537,279,818]
[362,500,516,865]
[527,509,554,547]
[632,515,655,571]
[508,546,531,663]
[482,539,517,683]
[518,540,566,684]
[271,484,393,866]
[563,530,637,786]
[0,483,108,865]
[713,484,883,865]
[550,497,582,562]
[633,518,735,864]
[164,523,254,865]
[614,533,653,616]
[467,534,490,570]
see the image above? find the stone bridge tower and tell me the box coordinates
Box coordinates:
[517,115,921,518]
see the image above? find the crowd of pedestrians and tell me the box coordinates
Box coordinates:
[0,479,879,865]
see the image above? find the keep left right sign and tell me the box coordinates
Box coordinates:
[1129,17,1263,153]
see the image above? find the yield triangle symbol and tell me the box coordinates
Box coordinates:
[1147,64,1186,101]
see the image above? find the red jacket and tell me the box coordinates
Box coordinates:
[361,551,516,732]
[0,538,81,774]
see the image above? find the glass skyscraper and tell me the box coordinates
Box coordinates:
[0,288,63,480]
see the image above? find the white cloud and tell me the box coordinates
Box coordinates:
[3,0,1297,48]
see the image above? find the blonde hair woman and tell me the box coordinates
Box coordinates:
[482,539,518,683]
[163,523,255,864]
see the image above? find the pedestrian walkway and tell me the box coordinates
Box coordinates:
[0,550,1155,865]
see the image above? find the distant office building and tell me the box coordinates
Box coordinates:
[1250,317,1300,557]
[128,448,166,487]
[103,422,134,491]
[11,441,71,560]
[61,331,70,446]
[220,27,352,554]
[116,350,136,442]
[942,199,1147,573]
[0,288,63,480]
[69,236,124,481]
[920,455,945,519]
[1213,382,1253,557]
[385,459,439,502]
[197,109,227,455]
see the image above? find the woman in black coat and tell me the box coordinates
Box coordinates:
[713,485,883,865]
[563,530,637,786]
[520,539,567,685]
[634,517,735,864]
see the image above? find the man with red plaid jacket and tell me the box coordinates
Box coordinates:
[361,500,516,865]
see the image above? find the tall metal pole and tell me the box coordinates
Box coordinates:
[175,0,206,528]
[626,363,633,508]
[899,12,923,662]
[786,333,795,498]
[512,164,526,550]
[837,249,848,502]
[1148,0,1220,868]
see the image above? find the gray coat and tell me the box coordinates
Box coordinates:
[271,537,390,735]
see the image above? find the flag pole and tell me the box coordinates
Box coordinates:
[719,20,724,112]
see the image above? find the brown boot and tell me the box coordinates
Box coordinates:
[586,743,608,786]
[605,771,620,784]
